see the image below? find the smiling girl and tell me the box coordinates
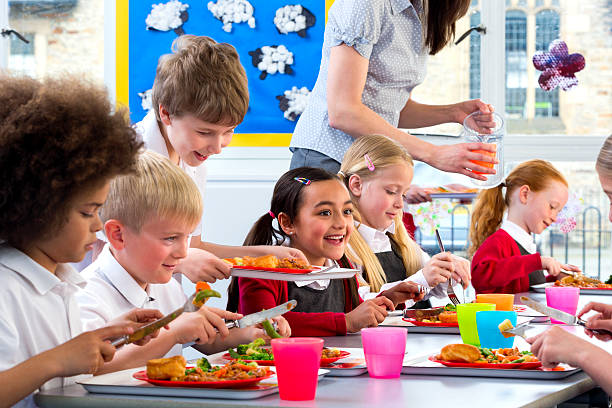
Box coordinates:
[228,167,424,336]
[469,159,581,293]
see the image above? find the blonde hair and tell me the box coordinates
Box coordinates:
[596,135,612,177]
[101,150,202,232]
[339,135,423,292]
[468,159,568,257]
[152,35,249,126]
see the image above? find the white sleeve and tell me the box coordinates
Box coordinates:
[75,289,113,331]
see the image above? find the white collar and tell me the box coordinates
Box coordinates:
[293,258,337,288]
[0,244,85,295]
[501,219,536,254]
[356,220,395,242]
[97,244,151,307]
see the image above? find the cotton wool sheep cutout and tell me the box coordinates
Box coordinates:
[145,1,189,36]
[208,0,256,33]
[138,89,153,112]
[248,45,294,80]
[274,4,316,37]
[276,86,310,121]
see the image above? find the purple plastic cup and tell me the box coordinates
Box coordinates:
[361,327,407,378]
[545,286,580,324]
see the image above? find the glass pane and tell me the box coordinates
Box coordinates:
[7,0,104,83]
[535,9,560,117]
[469,11,481,100]
[505,10,528,119]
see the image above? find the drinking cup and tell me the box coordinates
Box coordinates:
[545,286,580,324]
[271,337,323,400]
[476,293,515,311]
[457,303,496,346]
[476,311,518,349]
[361,327,407,379]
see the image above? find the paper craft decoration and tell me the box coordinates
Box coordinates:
[533,40,585,91]
[145,0,189,35]
[248,45,294,79]
[276,86,310,121]
[408,200,452,237]
[208,0,256,33]
[552,192,584,233]
[274,4,316,37]
[138,89,153,112]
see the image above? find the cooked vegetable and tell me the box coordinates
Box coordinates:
[262,319,282,339]
[193,281,222,307]
[443,303,456,312]
[229,338,274,361]
[197,357,211,372]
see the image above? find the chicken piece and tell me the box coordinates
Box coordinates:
[146,355,186,380]
[438,344,481,363]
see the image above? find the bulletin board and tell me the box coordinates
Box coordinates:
[116,0,334,146]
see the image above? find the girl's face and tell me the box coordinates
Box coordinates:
[350,163,413,230]
[522,180,569,234]
[597,169,612,223]
[282,180,354,266]
[27,181,109,273]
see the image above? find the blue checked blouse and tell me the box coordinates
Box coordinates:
[290,0,428,163]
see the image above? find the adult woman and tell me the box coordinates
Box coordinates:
[290,0,495,178]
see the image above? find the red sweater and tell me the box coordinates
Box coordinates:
[471,229,543,294]
[237,276,362,337]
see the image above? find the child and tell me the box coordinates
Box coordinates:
[228,167,424,337]
[469,159,581,293]
[136,34,306,283]
[0,75,158,407]
[338,135,471,307]
[78,151,290,371]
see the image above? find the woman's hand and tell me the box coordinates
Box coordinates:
[402,185,431,204]
[379,282,425,306]
[452,99,495,130]
[345,297,394,333]
[177,248,232,283]
[428,143,497,181]
[263,246,309,263]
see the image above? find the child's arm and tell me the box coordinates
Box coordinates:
[0,325,131,406]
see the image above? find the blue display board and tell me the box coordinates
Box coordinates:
[128,1,325,135]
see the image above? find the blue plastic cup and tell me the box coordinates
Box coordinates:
[475,311,518,349]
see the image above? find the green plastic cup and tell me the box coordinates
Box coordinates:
[457,303,495,346]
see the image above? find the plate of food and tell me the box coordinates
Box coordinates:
[532,275,612,295]
[423,185,478,199]
[403,304,458,327]
[224,255,316,273]
[223,339,350,367]
[134,356,274,389]
[430,344,542,370]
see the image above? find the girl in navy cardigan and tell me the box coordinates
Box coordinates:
[469,159,581,293]
[227,167,424,336]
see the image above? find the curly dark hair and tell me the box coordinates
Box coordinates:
[0,75,143,248]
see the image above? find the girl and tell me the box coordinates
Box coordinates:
[339,135,471,307]
[227,167,424,337]
[469,159,581,294]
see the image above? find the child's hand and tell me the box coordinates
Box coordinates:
[178,247,231,283]
[270,316,291,337]
[450,254,471,289]
[578,302,612,340]
[345,297,393,333]
[46,325,133,377]
[171,306,240,345]
[526,326,591,368]
[380,282,425,306]
[422,252,454,287]
[109,308,165,346]
[541,257,580,277]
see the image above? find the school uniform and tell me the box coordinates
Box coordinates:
[237,257,362,337]
[134,111,208,238]
[355,221,447,308]
[0,244,87,408]
[471,220,549,294]
[77,244,185,357]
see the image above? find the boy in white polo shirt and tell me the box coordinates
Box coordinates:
[0,75,162,407]
[78,151,290,369]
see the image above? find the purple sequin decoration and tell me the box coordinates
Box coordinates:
[533,40,585,91]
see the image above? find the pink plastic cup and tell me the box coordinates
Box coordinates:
[361,327,407,378]
[545,286,580,324]
[271,337,323,401]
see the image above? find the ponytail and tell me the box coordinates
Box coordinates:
[468,184,506,258]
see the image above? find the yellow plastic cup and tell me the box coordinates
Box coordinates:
[476,293,515,311]
[457,303,496,346]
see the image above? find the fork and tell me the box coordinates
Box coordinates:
[435,229,460,306]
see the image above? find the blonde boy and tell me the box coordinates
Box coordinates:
[78,151,287,369]
[137,35,306,283]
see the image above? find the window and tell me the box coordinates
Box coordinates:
[535,9,560,117]
[469,11,481,100]
[505,10,527,118]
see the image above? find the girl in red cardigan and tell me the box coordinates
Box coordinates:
[469,159,581,293]
[227,167,424,336]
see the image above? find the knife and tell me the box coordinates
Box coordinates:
[402,307,445,319]
[224,300,297,329]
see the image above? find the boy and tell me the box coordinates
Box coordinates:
[139,35,306,283]
[78,151,290,370]
[0,75,160,407]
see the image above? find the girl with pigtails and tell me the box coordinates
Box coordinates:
[469,159,581,294]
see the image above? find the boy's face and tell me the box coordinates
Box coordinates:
[161,110,234,167]
[116,216,195,286]
[30,181,109,272]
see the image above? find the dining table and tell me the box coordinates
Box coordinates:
[34,291,611,408]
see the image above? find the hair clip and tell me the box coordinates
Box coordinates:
[293,177,311,185]
[364,154,375,171]
[337,170,346,178]
[268,210,276,218]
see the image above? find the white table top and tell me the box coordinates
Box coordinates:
[34,292,610,408]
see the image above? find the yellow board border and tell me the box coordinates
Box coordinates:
[115,0,334,147]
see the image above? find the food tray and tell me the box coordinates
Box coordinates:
[401,354,581,380]
[324,348,368,377]
[428,192,478,200]
[531,282,612,295]
[230,266,358,281]
[77,367,329,400]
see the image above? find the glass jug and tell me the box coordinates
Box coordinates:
[461,111,505,189]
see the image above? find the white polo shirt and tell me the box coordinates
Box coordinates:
[135,111,208,238]
[0,244,86,408]
[77,244,186,357]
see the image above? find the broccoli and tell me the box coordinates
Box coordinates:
[236,344,249,355]
[606,275,612,284]
[197,357,211,372]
